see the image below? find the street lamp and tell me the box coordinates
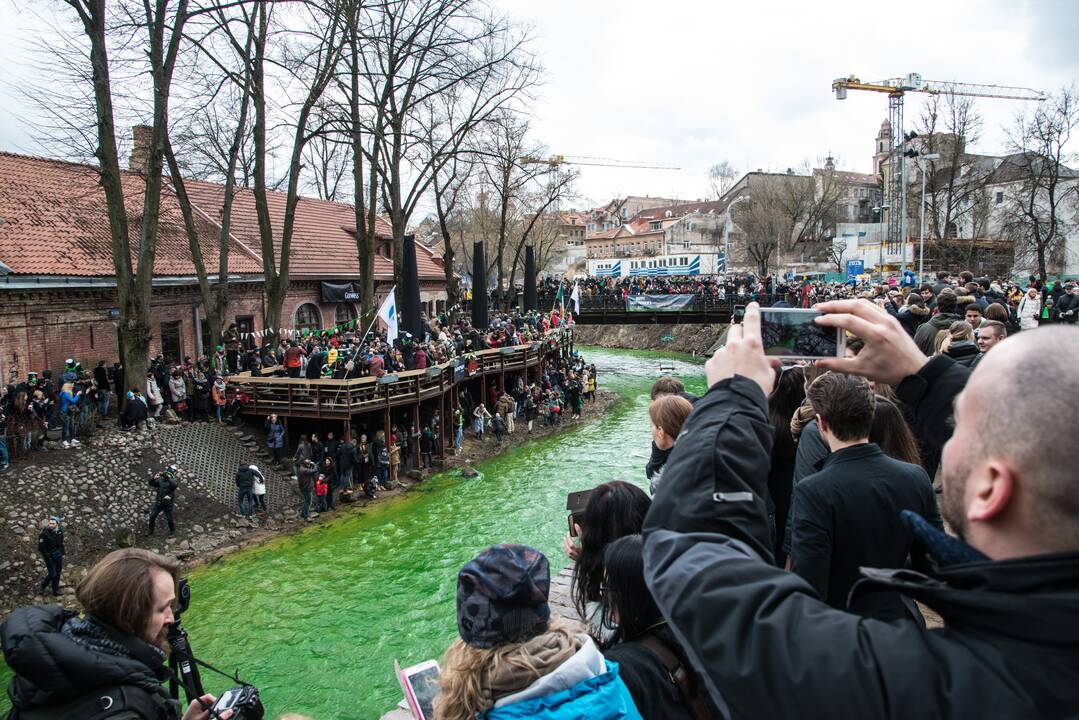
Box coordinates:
[917,152,940,285]
[872,204,890,277]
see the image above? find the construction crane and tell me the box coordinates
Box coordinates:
[520,154,681,171]
[831,72,1045,268]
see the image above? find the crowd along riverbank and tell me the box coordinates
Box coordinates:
[0,347,705,719]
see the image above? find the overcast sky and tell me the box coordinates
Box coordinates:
[1,0,1076,212]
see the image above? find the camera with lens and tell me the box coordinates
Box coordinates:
[211,685,264,719]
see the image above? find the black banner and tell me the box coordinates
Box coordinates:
[321,282,360,303]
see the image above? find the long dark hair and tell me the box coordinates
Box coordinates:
[870,395,921,465]
[600,535,662,648]
[573,481,651,621]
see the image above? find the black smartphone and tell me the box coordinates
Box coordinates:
[566,489,593,536]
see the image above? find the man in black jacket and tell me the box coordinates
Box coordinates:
[37,516,65,596]
[790,373,941,621]
[643,302,1079,718]
[2,549,223,719]
[147,466,179,536]
[234,463,255,518]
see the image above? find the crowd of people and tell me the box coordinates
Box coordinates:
[3,264,1079,719]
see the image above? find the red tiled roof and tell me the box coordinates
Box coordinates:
[0,152,262,277]
[179,181,443,281]
[0,151,444,281]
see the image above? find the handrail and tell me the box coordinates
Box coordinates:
[227,329,573,418]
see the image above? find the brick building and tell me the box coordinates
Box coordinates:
[0,151,448,380]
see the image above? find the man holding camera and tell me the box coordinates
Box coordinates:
[148,465,179,536]
[2,549,228,719]
[643,302,1079,717]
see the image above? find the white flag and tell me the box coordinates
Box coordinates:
[377,287,399,344]
[570,283,581,315]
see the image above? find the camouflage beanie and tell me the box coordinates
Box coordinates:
[456,544,551,648]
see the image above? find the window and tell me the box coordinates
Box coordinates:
[160,321,183,365]
[334,302,357,327]
[295,303,322,334]
[650,221,661,231]
[995,191,1004,204]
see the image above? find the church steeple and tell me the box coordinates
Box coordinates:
[873,119,891,174]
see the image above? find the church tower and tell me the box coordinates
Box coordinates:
[873,119,891,175]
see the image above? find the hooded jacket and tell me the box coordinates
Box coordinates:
[913,311,960,356]
[1,606,181,719]
[642,362,1079,719]
[234,464,255,490]
[482,635,642,720]
[896,304,930,337]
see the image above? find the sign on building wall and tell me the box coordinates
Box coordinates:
[321,282,360,303]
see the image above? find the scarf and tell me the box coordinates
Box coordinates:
[480,626,580,713]
[62,615,167,667]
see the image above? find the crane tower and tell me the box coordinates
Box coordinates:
[832,73,1045,268]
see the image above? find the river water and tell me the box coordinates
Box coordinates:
[1,347,705,719]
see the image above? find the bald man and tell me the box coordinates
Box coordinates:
[643,303,1079,718]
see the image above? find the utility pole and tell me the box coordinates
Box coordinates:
[917,152,940,283]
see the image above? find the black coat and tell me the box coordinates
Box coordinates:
[642,363,1079,719]
[148,474,178,505]
[37,527,64,559]
[234,465,255,490]
[336,442,358,472]
[791,443,941,620]
[1,606,181,719]
[603,624,705,720]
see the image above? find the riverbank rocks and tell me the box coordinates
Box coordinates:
[461,466,479,478]
[572,323,727,355]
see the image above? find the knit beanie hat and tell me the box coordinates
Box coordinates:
[456,544,550,649]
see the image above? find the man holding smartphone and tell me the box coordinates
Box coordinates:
[643,302,1079,718]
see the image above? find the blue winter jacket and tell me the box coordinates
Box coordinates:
[265,421,285,448]
[59,391,80,415]
[481,659,642,720]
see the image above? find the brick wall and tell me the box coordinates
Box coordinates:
[0,283,266,380]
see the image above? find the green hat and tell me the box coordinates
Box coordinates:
[216,345,223,351]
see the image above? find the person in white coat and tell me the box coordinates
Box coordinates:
[145,372,164,419]
[1018,286,1042,331]
[250,464,268,513]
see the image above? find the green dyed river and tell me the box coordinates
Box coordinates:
[2,347,705,719]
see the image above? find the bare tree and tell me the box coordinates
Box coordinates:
[913,92,990,268]
[250,0,346,351]
[828,236,848,273]
[361,0,540,285]
[1000,87,1079,282]
[302,102,351,201]
[708,160,738,200]
[61,0,194,395]
[431,149,475,307]
[164,0,258,350]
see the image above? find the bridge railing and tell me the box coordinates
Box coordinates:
[227,330,572,419]
[564,293,788,315]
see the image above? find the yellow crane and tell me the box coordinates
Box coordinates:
[831,72,1045,268]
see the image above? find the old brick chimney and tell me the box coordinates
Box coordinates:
[129,124,153,172]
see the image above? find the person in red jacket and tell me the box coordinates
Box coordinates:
[283,340,306,378]
[314,474,329,511]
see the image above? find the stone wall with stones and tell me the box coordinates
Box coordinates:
[0,420,301,617]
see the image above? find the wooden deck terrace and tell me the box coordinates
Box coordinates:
[227,331,573,422]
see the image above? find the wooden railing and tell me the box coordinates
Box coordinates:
[227,331,571,420]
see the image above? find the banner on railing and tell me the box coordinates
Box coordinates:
[626,294,696,312]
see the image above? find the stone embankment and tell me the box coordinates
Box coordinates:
[573,323,729,355]
[0,390,618,620]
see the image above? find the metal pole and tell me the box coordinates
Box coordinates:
[918,160,927,285]
[899,149,909,275]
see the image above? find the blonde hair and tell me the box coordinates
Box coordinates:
[435,623,576,720]
[939,320,974,354]
[648,395,693,441]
